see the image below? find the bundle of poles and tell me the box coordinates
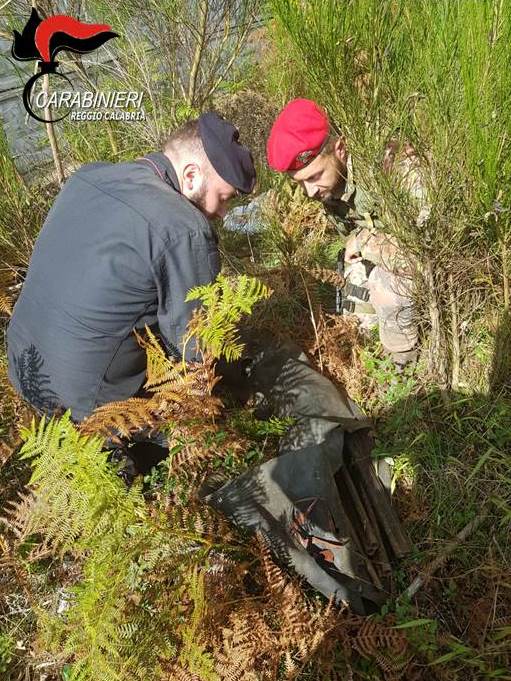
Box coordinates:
[336,429,412,595]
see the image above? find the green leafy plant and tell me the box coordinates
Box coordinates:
[0,633,14,675]
[9,410,235,681]
[184,273,271,360]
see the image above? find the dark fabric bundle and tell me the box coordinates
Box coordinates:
[205,334,411,615]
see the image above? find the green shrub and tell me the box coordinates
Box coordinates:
[0,633,14,675]
[267,0,511,390]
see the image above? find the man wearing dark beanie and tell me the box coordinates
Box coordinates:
[6,112,255,422]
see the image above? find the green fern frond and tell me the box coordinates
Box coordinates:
[11,412,233,681]
[134,326,175,386]
[179,567,220,681]
[185,275,271,360]
[15,412,136,555]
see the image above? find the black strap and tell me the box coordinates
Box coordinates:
[344,282,370,302]
[365,261,376,277]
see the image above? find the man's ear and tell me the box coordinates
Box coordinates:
[333,137,348,166]
[182,162,200,192]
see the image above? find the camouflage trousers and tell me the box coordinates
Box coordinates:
[343,260,418,359]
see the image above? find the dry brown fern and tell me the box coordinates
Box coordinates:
[267,184,332,247]
[306,266,345,289]
[216,608,273,680]
[305,312,367,400]
[79,343,222,446]
[353,617,413,680]
[80,397,160,442]
[163,419,246,478]
[282,650,298,679]
[354,617,408,656]
[0,293,12,316]
[154,357,223,424]
[215,633,256,681]
[167,505,235,548]
[0,356,34,464]
[279,581,313,643]
[493,616,511,628]
[0,268,17,316]
[167,664,201,681]
[158,531,354,681]
[258,535,288,593]
[0,532,8,558]
[374,650,413,681]
[2,490,38,542]
[133,326,173,386]
[203,552,246,602]
[0,440,14,468]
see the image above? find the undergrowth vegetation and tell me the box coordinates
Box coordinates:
[1,0,511,679]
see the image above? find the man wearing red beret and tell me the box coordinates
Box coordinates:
[267,98,421,370]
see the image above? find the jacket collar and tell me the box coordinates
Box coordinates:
[139,152,181,193]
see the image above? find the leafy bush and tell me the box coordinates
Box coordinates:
[0,124,51,273]
[268,0,511,389]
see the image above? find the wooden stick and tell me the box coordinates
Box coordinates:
[346,431,412,558]
[402,511,487,600]
[43,73,65,186]
[350,465,393,577]
[337,466,379,556]
[449,272,460,391]
[335,492,383,591]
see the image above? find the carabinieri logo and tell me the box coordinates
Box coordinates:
[11,8,118,123]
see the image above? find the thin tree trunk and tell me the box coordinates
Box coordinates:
[42,74,65,186]
[425,261,449,393]
[501,239,509,310]
[187,0,209,108]
[32,0,64,184]
[449,273,460,390]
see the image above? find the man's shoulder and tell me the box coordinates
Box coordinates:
[71,159,212,243]
[324,184,384,238]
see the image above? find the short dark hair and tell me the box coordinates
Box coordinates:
[163,119,206,158]
[319,135,338,157]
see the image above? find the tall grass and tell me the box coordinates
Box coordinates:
[268,0,511,389]
[0,124,51,272]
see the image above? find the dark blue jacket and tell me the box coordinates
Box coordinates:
[6,152,220,421]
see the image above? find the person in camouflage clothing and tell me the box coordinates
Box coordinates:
[267,98,423,369]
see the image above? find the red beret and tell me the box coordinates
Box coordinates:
[267,99,330,172]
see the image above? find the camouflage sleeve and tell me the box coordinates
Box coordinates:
[348,187,402,268]
[343,152,425,273]
[354,225,409,273]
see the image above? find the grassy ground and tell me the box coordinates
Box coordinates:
[1,324,511,679]
[362,351,511,676]
[218,206,511,678]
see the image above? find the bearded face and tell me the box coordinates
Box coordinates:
[184,166,237,220]
[289,138,348,202]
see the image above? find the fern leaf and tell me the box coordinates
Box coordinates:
[186,275,271,360]
[306,266,345,289]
